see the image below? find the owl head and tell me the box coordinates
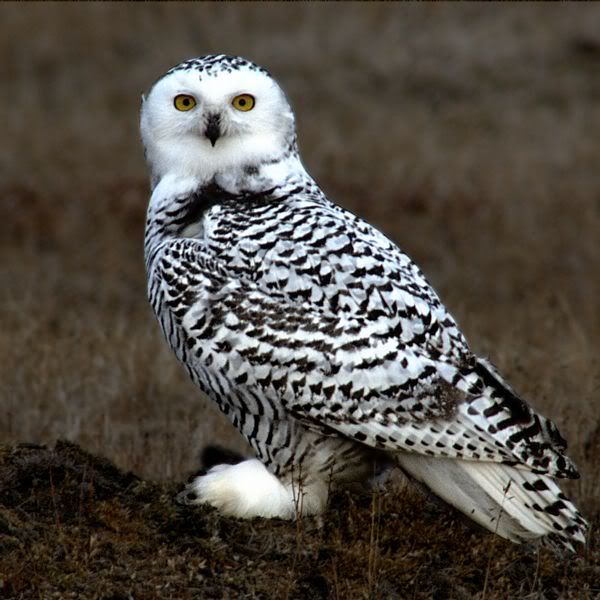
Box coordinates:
[140,55,297,187]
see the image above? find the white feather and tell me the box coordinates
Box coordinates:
[179,458,328,519]
[396,454,585,552]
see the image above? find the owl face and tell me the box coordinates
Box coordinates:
[140,56,296,186]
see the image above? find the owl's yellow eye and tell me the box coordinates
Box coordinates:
[174,94,197,111]
[232,94,255,112]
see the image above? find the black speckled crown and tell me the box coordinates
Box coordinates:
[167,54,271,79]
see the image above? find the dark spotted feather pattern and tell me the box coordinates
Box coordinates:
[143,54,587,553]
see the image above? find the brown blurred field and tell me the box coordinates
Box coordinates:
[1,4,599,598]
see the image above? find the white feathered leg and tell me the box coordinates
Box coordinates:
[177,458,328,519]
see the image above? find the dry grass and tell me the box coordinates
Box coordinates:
[0,4,599,597]
[0,442,599,599]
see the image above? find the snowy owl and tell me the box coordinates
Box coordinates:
[141,55,587,553]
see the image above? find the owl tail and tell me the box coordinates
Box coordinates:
[395,454,587,554]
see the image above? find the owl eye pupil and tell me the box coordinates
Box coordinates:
[238,99,246,106]
[182,98,190,106]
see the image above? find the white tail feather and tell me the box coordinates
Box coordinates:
[396,454,587,553]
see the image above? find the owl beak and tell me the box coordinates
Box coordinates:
[205,114,221,147]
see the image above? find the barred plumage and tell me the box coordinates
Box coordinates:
[141,55,587,553]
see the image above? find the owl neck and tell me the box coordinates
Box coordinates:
[148,150,310,221]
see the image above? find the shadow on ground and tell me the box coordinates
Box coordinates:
[0,441,598,599]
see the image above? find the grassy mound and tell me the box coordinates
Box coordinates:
[0,441,597,599]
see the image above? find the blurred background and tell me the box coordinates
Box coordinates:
[1,4,598,512]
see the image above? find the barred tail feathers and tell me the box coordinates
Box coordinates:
[396,454,587,554]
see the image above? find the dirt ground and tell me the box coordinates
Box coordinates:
[1,4,599,598]
[1,441,598,599]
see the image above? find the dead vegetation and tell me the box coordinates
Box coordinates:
[0,442,598,599]
[0,4,599,598]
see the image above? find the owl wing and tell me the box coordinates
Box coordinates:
[153,236,578,480]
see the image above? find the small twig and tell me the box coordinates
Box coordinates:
[284,465,304,600]
[530,546,541,595]
[330,557,341,600]
[48,466,62,532]
[368,483,383,598]
[482,479,512,599]
[78,462,88,526]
